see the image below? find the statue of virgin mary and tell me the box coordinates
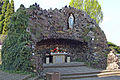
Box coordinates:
[68,14,74,29]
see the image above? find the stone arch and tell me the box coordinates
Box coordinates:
[35,38,89,63]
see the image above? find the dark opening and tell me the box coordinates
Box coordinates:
[36,38,87,47]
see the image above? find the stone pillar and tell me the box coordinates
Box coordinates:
[67,57,70,63]
[46,57,49,64]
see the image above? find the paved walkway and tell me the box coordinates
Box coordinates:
[0,70,29,80]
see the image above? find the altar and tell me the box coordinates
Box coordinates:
[45,47,70,64]
[51,52,68,63]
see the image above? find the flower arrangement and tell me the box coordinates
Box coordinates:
[50,47,66,53]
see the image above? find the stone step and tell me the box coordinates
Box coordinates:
[44,66,101,75]
[44,62,86,68]
[61,70,120,76]
[61,70,120,80]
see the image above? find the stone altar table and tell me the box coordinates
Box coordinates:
[51,52,68,64]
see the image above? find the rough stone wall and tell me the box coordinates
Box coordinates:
[27,4,108,69]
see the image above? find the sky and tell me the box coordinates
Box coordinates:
[13,0,120,46]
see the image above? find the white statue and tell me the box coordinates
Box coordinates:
[68,14,74,29]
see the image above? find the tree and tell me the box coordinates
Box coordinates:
[0,0,9,34]
[10,0,14,14]
[0,0,3,15]
[69,0,103,24]
[0,14,4,34]
[2,0,15,34]
[0,0,14,34]
[0,0,3,33]
[2,3,11,34]
[1,0,9,14]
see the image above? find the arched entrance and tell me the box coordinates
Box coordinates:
[36,38,89,64]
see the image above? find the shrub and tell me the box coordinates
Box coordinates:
[1,5,33,72]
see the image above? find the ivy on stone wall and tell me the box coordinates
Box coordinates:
[1,5,33,72]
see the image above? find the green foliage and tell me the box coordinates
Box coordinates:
[0,20,4,33]
[0,0,14,34]
[69,0,103,24]
[1,6,33,72]
[1,0,9,14]
[0,0,5,34]
[10,0,14,14]
[0,14,4,20]
[2,3,11,34]
[107,42,117,47]
[107,42,120,54]
[0,0,3,15]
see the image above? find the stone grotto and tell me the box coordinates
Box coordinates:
[25,3,116,75]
